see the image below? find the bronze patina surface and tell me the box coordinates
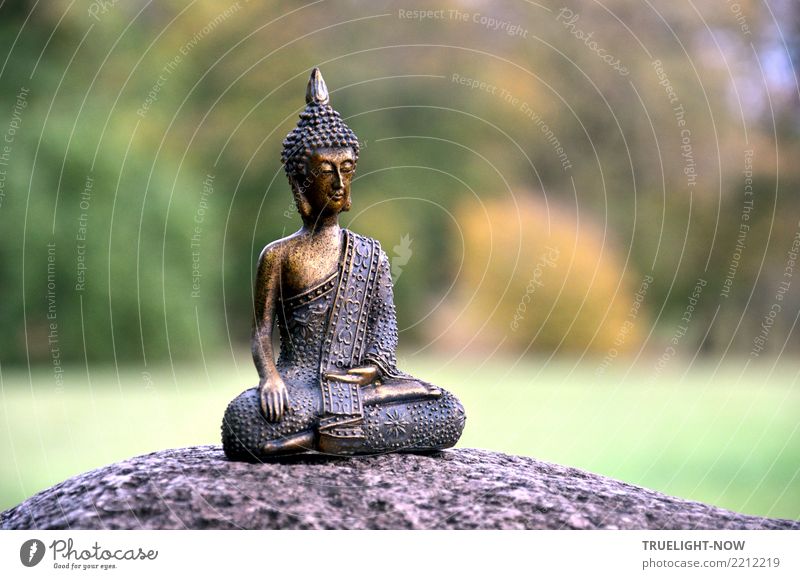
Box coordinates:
[222,68,466,459]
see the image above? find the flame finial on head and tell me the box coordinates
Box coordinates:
[305,67,329,105]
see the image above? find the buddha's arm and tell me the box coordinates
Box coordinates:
[325,249,399,381]
[327,248,440,401]
[362,250,402,377]
[361,250,441,401]
[251,245,278,379]
[251,244,289,421]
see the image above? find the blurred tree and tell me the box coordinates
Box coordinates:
[0,0,798,366]
[434,195,642,355]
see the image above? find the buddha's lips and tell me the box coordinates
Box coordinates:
[329,193,344,201]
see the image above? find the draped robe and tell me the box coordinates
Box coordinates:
[221,229,465,459]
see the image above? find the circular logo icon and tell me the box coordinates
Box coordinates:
[20,539,46,567]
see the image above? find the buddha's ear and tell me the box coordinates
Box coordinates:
[289,174,312,219]
[297,194,312,219]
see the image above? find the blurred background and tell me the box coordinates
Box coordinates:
[0,0,798,520]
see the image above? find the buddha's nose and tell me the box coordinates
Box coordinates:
[332,169,344,191]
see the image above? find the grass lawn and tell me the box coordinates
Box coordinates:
[1,353,798,520]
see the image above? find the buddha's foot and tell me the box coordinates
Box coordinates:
[261,430,316,456]
[361,378,441,406]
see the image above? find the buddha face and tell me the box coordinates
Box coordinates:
[296,147,355,218]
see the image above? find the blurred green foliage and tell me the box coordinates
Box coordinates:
[0,0,798,365]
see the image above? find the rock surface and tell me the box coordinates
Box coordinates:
[2,446,797,530]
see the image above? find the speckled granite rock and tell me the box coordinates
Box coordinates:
[2,446,797,530]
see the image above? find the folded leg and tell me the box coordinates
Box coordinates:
[341,387,466,455]
[222,385,319,461]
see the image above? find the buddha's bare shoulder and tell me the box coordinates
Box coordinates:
[256,232,305,268]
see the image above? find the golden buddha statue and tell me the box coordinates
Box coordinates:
[221,69,466,459]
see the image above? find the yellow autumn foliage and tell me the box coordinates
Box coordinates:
[437,194,647,355]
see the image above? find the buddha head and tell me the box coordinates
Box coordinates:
[281,68,360,221]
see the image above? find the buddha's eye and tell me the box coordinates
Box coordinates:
[319,163,335,174]
[340,162,354,174]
